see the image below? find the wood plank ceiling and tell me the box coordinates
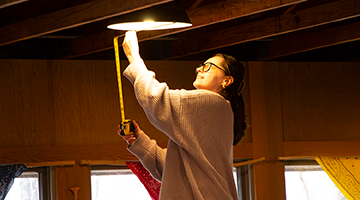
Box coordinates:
[0,0,359,61]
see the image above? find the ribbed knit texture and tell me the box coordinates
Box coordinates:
[124,59,238,200]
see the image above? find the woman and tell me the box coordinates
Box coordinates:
[118,31,246,200]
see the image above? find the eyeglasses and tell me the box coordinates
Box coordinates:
[195,62,229,75]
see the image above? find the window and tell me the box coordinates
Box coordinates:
[6,172,39,200]
[285,160,346,200]
[91,165,247,200]
[234,164,254,200]
[91,166,153,200]
[5,167,51,200]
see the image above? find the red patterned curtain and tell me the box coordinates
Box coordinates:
[126,161,161,200]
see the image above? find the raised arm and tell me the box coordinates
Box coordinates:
[121,31,180,143]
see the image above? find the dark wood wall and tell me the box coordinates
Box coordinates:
[0,59,199,157]
[1,59,359,200]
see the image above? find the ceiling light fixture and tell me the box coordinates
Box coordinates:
[107,3,192,31]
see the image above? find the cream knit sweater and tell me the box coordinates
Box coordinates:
[124,59,238,200]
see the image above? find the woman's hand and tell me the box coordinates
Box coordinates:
[122,31,141,64]
[118,120,141,146]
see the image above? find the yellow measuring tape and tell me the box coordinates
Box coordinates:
[113,36,125,121]
[113,23,176,136]
[113,36,134,136]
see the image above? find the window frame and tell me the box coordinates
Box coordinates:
[233,159,255,200]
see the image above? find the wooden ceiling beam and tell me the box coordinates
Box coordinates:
[0,0,174,46]
[65,29,178,59]
[66,0,307,59]
[177,0,204,10]
[189,0,204,10]
[262,19,360,60]
[0,0,28,9]
[169,0,360,59]
[186,0,308,27]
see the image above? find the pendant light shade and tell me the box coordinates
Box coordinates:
[107,3,192,31]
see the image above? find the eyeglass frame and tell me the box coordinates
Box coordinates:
[195,62,230,75]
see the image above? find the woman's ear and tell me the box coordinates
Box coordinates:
[223,76,234,87]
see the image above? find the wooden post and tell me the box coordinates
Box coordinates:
[248,62,286,200]
[54,162,91,200]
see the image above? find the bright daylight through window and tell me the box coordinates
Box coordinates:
[91,169,152,200]
[285,164,346,200]
[91,167,239,200]
[5,171,39,200]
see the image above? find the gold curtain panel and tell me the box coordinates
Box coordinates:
[315,157,360,200]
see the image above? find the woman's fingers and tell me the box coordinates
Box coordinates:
[132,120,141,138]
[118,120,141,145]
[122,31,140,63]
[123,135,137,145]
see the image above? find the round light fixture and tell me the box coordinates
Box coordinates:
[107,3,192,31]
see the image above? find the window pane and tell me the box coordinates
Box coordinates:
[285,166,346,200]
[233,167,238,190]
[5,172,39,200]
[91,169,152,200]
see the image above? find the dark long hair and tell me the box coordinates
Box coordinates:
[215,53,247,145]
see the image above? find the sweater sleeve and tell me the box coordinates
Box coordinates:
[127,132,167,182]
[123,59,181,143]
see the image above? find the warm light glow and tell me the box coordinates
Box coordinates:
[107,21,192,31]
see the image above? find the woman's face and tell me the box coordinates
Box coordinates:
[193,56,228,94]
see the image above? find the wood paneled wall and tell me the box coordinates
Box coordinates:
[0,59,208,165]
[1,59,359,162]
[1,59,360,200]
[0,59,199,148]
[0,59,120,148]
[279,62,360,141]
